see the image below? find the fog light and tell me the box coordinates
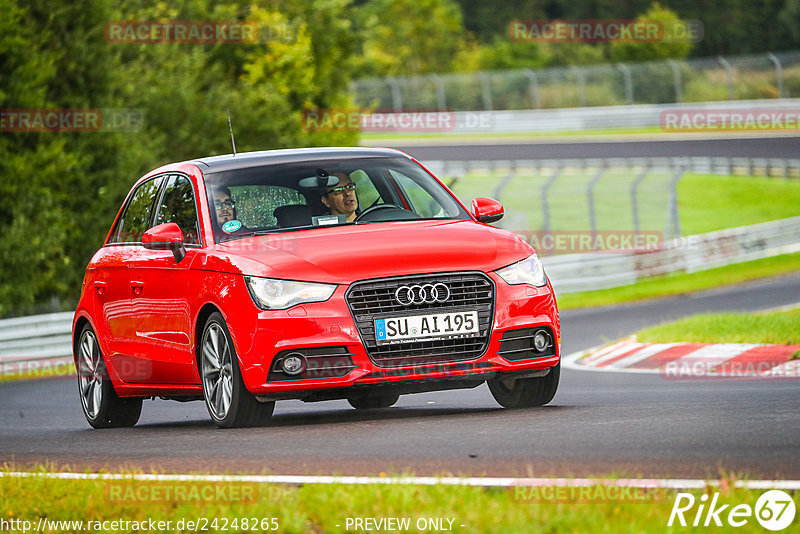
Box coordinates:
[282,353,307,375]
[533,331,549,352]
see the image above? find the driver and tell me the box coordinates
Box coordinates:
[321,172,358,222]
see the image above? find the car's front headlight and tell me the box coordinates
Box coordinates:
[245,276,336,310]
[496,254,547,287]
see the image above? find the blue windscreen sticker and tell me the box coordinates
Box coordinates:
[222,220,242,233]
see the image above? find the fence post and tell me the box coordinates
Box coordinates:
[616,63,634,104]
[493,166,516,202]
[586,163,607,238]
[479,72,493,111]
[569,66,587,107]
[387,77,403,111]
[666,59,683,103]
[766,53,786,98]
[541,164,563,233]
[523,68,541,109]
[630,164,651,234]
[667,160,686,238]
[430,74,447,110]
[717,56,735,100]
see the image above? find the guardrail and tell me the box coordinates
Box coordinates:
[543,216,800,293]
[361,98,800,135]
[0,312,74,376]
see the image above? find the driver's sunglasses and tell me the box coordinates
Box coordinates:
[326,183,356,196]
[214,199,235,210]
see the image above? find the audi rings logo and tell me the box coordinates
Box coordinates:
[394,283,451,306]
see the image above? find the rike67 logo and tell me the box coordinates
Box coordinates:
[668,490,796,530]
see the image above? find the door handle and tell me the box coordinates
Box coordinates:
[93,281,107,294]
[130,280,145,294]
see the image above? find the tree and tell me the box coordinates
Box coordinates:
[354,0,468,76]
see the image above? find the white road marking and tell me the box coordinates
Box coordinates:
[1,471,799,490]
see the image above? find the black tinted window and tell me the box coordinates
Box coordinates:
[155,175,200,245]
[109,176,164,243]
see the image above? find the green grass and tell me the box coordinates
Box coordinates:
[636,309,800,345]
[556,252,800,310]
[0,468,789,533]
[449,172,800,237]
[678,174,800,234]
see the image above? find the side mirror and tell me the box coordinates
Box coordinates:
[471,197,504,224]
[142,222,186,262]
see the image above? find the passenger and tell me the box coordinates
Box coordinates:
[321,172,358,222]
[212,186,236,225]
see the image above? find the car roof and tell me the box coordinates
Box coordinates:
[186,147,410,174]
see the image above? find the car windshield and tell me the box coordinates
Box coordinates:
[203,156,470,243]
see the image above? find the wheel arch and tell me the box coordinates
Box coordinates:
[72,315,93,364]
[194,303,222,375]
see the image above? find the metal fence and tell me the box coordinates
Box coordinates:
[352,51,800,111]
[425,157,800,245]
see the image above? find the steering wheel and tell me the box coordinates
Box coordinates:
[354,203,407,222]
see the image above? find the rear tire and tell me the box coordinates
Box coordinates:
[76,324,142,429]
[200,312,274,428]
[488,363,560,409]
[347,393,400,410]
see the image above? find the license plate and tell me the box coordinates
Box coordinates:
[374,311,479,344]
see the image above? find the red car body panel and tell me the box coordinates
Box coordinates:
[73,148,560,403]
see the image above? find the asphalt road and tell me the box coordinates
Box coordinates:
[380,135,800,162]
[2,273,798,479]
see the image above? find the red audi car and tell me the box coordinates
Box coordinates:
[73,147,560,428]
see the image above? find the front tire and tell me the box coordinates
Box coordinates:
[76,325,142,428]
[488,363,560,409]
[347,393,400,410]
[200,312,274,428]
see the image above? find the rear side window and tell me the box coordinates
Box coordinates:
[108,176,164,243]
[154,175,200,245]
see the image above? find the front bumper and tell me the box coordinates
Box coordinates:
[231,272,560,396]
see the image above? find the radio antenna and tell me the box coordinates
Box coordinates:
[226,108,237,156]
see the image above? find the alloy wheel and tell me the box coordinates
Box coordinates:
[202,322,234,420]
[78,330,103,419]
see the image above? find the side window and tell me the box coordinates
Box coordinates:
[155,175,200,245]
[351,169,381,209]
[109,177,164,243]
[389,170,446,218]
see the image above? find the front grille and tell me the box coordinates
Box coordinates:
[346,272,495,367]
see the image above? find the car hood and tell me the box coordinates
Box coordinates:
[202,219,533,284]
